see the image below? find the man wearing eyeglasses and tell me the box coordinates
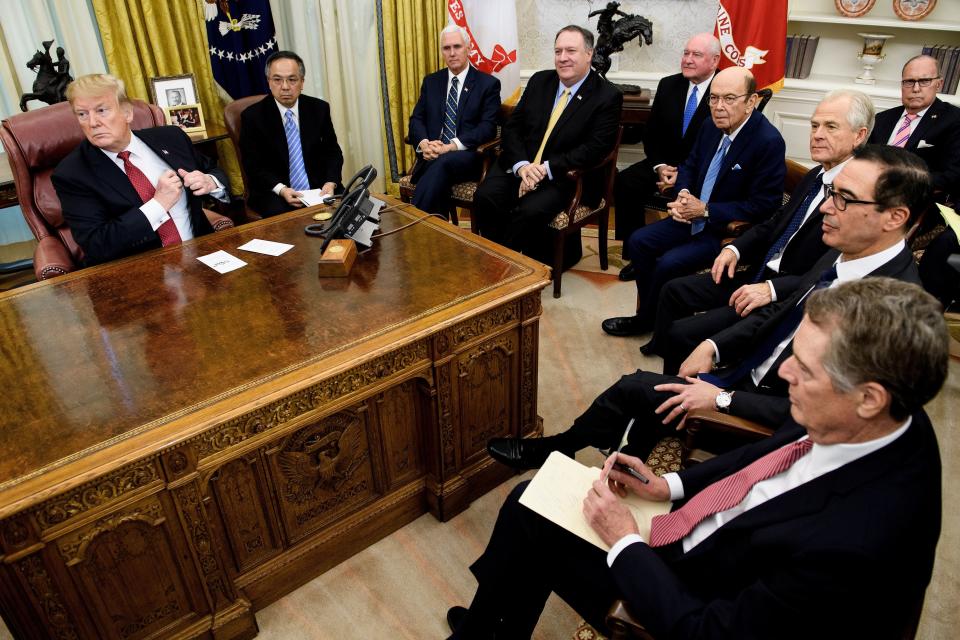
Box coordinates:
[601,66,785,339]
[486,145,927,470]
[240,50,344,217]
[868,54,960,203]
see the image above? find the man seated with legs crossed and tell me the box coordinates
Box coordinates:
[646,89,874,369]
[488,145,927,468]
[601,66,785,339]
[448,276,947,639]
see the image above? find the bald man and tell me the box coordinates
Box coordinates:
[603,67,785,338]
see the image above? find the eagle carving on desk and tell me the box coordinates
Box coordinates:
[278,425,364,499]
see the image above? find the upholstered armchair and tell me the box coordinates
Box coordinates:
[223,93,265,221]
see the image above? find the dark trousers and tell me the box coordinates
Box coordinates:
[613,161,658,247]
[473,163,582,267]
[625,218,721,329]
[456,482,622,639]
[919,227,960,310]
[411,150,480,216]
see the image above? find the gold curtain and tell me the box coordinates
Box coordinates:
[378,0,445,194]
[89,0,243,195]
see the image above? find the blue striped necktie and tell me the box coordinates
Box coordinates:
[681,85,698,136]
[284,109,310,191]
[441,76,460,144]
[692,135,731,235]
[752,173,824,283]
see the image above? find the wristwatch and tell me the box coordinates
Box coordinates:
[702,206,710,219]
[715,390,734,413]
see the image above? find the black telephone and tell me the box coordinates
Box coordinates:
[304,165,378,253]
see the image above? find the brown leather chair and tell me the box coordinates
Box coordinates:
[0,99,233,280]
[398,103,515,227]
[223,94,264,221]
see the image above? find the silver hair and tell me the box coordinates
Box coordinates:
[821,89,876,139]
[440,25,470,49]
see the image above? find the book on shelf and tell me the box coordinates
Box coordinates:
[922,44,960,95]
[785,34,818,80]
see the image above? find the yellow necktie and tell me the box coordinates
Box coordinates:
[533,89,570,164]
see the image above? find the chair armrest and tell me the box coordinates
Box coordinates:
[724,220,753,237]
[476,136,501,156]
[34,235,75,280]
[606,600,656,640]
[683,408,774,442]
[204,208,234,232]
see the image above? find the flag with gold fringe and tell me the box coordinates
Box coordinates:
[204,0,276,98]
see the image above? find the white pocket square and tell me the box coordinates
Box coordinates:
[731,163,742,171]
[917,140,935,149]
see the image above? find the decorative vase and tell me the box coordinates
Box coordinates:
[856,33,894,84]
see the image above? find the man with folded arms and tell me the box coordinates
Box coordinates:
[601,66,785,339]
[646,89,874,370]
[487,145,927,469]
[869,54,960,203]
[53,74,229,267]
[448,276,946,640]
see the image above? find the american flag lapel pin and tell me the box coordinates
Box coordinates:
[161,149,170,155]
[577,94,583,100]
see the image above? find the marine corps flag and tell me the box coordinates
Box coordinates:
[204,0,277,98]
[714,0,788,91]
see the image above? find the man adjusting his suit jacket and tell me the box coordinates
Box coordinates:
[53,74,230,267]
[602,66,786,338]
[473,25,622,267]
[407,25,500,217]
[240,51,344,217]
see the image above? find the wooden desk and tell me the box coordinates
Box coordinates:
[0,199,549,639]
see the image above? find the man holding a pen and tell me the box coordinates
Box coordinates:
[446,277,946,639]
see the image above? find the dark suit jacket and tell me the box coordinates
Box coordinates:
[731,165,829,299]
[240,94,343,216]
[611,413,941,639]
[676,109,786,232]
[715,244,920,425]
[408,66,500,153]
[869,97,960,199]
[642,73,712,170]
[52,126,224,267]
[498,69,623,187]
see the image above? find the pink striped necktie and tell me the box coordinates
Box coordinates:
[891,113,917,148]
[648,438,814,547]
[118,150,182,246]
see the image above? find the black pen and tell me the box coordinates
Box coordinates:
[596,447,650,484]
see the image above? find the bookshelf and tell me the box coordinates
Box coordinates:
[768,0,960,163]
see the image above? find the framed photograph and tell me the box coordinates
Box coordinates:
[150,74,198,109]
[164,104,206,134]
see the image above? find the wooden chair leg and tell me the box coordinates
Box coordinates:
[553,230,565,298]
[449,204,459,226]
[599,209,609,271]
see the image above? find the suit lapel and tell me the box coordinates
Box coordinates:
[457,66,477,122]
[908,98,942,149]
[684,79,711,142]
[544,72,594,148]
[718,111,758,177]
[81,141,142,204]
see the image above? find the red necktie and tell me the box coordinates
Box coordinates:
[648,439,813,547]
[117,150,182,246]
[891,113,916,148]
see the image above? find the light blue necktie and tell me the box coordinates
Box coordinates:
[681,85,698,136]
[692,135,731,235]
[284,109,310,191]
[441,76,460,144]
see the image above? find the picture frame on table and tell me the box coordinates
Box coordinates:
[163,104,206,134]
[150,74,199,109]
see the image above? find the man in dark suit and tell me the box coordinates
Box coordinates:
[240,50,343,217]
[487,145,929,468]
[614,32,718,278]
[53,74,229,267]
[602,67,785,338]
[448,277,947,639]
[473,25,622,266]
[647,89,875,370]
[869,54,960,203]
[407,25,500,217]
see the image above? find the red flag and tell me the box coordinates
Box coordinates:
[714,0,788,92]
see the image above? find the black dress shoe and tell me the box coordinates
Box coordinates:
[447,606,468,633]
[601,315,649,337]
[639,339,657,355]
[618,262,637,281]
[487,437,558,470]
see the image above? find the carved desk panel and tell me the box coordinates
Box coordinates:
[0,198,548,639]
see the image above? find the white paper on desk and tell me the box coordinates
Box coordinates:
[197,250,247,273]
[237,239,294,256]
[298,189,334,207]
[519,451,672,551]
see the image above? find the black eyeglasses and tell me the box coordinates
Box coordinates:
[901,77,940,88]
[823,184,881,211]
[708,93,750,106]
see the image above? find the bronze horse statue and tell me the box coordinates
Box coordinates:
[20,41,72,111]
[589,1,653,80]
